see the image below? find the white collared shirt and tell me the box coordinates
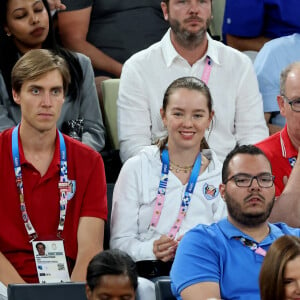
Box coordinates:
[118,29,268,162]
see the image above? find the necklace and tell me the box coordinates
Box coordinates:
[169,161,194,173]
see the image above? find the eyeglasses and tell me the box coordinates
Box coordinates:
[224,173,275,188]
[282,95,300,112]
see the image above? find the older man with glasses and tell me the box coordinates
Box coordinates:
[256,62,300,228]
[170,144,300,300]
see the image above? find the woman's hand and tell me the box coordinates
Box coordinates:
[153,235,178,262]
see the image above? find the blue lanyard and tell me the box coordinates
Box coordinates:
[150,149,202,238]
[12,125,69,241]
[162,149,201,209]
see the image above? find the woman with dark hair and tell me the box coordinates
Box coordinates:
[0,0,105,152]
[86,249,154,300]
[110,76,227,278]
[260,235,300,300]
[86,249,137,300]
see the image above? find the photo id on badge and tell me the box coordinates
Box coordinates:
[32,240,70,283]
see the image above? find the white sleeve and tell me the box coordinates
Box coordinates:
[109,156,157,261]
[117,60,152,162]
[136,277,155,300]
[212,195,228,223]
[0,282,7,299]
[234,57,269,144]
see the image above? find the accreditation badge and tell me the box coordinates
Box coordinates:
[32,240,70,283]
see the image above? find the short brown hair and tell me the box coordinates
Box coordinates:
[12,49,71,94]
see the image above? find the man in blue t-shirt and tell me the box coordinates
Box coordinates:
[222,0,300,52]
[171,144,300,300]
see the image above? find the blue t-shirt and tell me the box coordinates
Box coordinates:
[171,218,300,300]
[254,33,300,127]
[222,0,300,43]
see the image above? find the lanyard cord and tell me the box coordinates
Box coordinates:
[12,125,69,242]
[201,56,212,85]
[235,236,267,257]
[149,149,202,238]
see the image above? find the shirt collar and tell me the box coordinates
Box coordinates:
[218,218,276,245]
[218,218,248,239]
[161,29,221,67]
[206,34,220,65]
[280,125,298,159]
[19,130,61,177]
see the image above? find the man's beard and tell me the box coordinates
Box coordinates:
[169,16,211,50]
[225,191,275,227]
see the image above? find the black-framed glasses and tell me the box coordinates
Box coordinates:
[282,95,300,112]
[224,173,275,188]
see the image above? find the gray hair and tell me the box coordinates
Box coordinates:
[280,61,300,96]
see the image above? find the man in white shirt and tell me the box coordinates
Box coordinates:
[118,0,268,162]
